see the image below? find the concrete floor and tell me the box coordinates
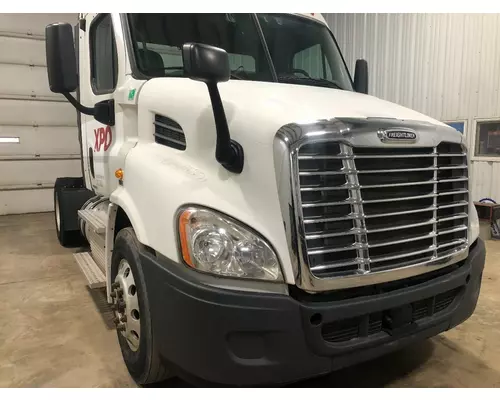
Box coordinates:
[1,212,500,387]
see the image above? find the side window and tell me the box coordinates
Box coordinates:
[90,14,118,94]
[293,44,323,79]
[475,120,500,157]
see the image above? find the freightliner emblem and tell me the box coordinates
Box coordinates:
[377,128,418,143]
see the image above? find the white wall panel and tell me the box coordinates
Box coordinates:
[0,64,63,100]
[0,13,79,214]
[0,99,76,127]
[0,126,79,157]
[0,159,81,188]
[325,13,500,201]
[0,36,46,66]
[0,189,53,215]
[0,14,76,38]
[469,162,500,202]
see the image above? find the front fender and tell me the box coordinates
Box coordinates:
[110,185,149,245]
[116,142,295,283]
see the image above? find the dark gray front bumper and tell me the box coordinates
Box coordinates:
[141,238,485,386]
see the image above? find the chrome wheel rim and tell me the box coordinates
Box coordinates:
[112,259,141,351]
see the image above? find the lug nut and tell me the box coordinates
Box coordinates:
[120,315,127,322]
[117,323,126,331]
[111,282,120,289]
[110,292,117,298]
[117,300,126,312]
[112,317,119,325]
[116,289,123,296]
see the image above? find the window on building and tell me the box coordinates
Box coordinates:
[475,120,500,157]
[90,14,118,94]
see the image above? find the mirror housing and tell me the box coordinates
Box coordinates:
[45,22,78,93]
[182,43,230,84]
[45,22,115,126]
[182,43,243,174]
[354,59,369,94]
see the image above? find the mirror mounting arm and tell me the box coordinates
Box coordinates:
[206,82,244,174]
[63,93,115,126]
[63,92,94,115]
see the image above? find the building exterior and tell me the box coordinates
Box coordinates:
[0,14,79,215]
[326,13,500,202]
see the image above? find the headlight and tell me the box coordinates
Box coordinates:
[177,207,283,282]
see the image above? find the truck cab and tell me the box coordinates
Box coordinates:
[45,13,485,386]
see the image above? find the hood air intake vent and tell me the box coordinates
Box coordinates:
[154,114,186,150]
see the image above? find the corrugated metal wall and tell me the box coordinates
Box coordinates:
[325,13,500,202]
[0,14,80,215]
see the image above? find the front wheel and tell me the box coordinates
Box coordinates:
[110,227,173,384]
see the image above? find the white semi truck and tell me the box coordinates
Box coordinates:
[45,13,485,386]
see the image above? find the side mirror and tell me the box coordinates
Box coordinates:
[182,43,230,83]
[182,43,243,174]
[46,22,78,93]
[353,59,369,94]
[44,22,115,126]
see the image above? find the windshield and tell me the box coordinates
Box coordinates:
[127,13,353,91]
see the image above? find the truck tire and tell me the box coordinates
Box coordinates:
[54,177,89,247]
[111,227,173,385]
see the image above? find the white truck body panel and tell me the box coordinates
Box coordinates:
[73,12,479,287]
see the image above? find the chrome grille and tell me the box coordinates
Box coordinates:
[296,141,468,278]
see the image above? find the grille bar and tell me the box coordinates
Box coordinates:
[438,239,467,249]
[370,246,436,264]
[300,165,467,175]
[299,154,439,160]
[439,213,468,222]
[438,201,468,209]
[432,147,438,258]
[438,225,468,235]
[305,214,447,239]
[304,213,363,224]
[296,141,468,277]
[365,206,437,219]
[301,177,467,191]
[311,260,362,272]
[300,169,357,176]
[308,232,437,255]
[304,206,436,224]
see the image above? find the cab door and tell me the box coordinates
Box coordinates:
[79,13,119,195]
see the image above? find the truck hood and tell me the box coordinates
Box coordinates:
[138,78,447,148]
[219,80,445,128]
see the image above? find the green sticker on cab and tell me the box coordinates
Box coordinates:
[128,89,136,101]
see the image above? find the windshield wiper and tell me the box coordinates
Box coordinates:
[277,75,345,90]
